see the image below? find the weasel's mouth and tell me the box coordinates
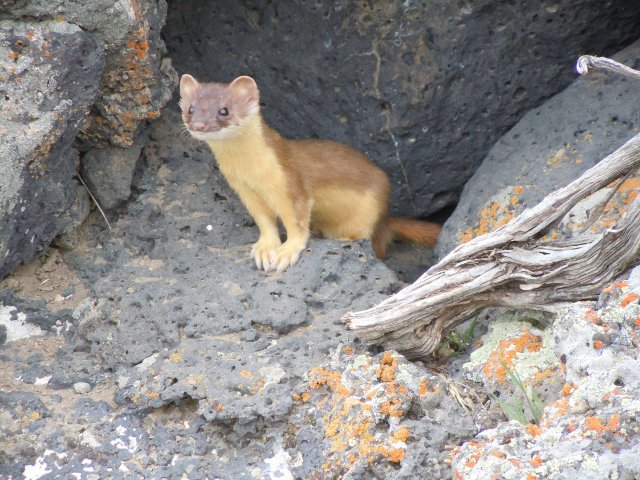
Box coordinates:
[187,127,230,142]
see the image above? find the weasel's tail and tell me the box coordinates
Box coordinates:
[371,217,441,259]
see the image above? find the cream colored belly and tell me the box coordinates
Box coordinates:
[310,187,383,240]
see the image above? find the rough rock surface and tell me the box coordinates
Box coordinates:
[451,270,640,479]
[4,3,640,478]
[164,0,640,218]
[437,40,640,257]
[462,309,563,416]
[1,107,640,478]
[0,107,497,479]
[79,137,144,210]
[1,0,177,277]
[0,20,104,279]
[2,0,177,149]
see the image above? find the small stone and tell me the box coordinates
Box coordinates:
[240,329,260,342]
[73,382,91,394]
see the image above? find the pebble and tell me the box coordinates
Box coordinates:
[73,382,91,394]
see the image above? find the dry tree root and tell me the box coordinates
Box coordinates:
[343,56,640,359]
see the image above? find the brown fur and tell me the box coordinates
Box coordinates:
[179,74,441,271]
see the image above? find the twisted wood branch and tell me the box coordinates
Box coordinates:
[343,56,640,359]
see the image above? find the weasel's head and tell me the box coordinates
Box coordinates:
[179,74,260,142]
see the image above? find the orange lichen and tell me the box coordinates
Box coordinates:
[380,447,405,463]
[621,293,638,308]
[292,391,311,403]
[548,146,569,165]
[20,411,41,428]
[561,383,575,397]
[625,190,639,204]
[305,355,420,474]
[603,388,622,402]
[585,414,620,432]
[552,398,568,413]
[239,370,252,378]
[617,177,640,192]
[8,50,18,61]
[459,187,524,243]
[459,229,473,243]
[489,449,506,459]
[526,474,538,480]
[540,399,568,427]
[533,368,556,383]
[322,399,407,468]
[379,398,404,418]
[308,367,351,397]
[384,382,408,396]
[583,307,600,324]
[376,351,398,382]
[168,352,182,362]
[530,455,542,467]
[593,340,603,350]
[127,34,149,60]
[464,442,483,468]
[342,346,354,355]
[526,424,543,437]
[391,426,410,442]
[249,378,266,394]
[482,330,543,382]
[147,392,159,399]
[418,377,439,396]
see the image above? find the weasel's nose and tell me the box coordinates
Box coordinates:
[192,122,206,132]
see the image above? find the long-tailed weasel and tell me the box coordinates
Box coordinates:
[179,74,441,271]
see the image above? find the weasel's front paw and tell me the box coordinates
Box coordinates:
[251,237,281,271]
[272,241,305,272]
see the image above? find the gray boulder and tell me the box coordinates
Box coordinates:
[0,0,177,278]
[3,0,177,149]
[437,40,640,257]
[79,138,143,210]
[163,1,640,218]
[0,20,104,279]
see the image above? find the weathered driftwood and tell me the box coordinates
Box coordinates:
[576,55,640,80]
[343,57,640,359]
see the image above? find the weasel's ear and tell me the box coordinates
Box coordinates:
[229,76,260,106]
[180,74,199,97]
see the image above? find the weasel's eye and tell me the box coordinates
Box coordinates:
[188,105,194,115]
[218,107,229,116]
